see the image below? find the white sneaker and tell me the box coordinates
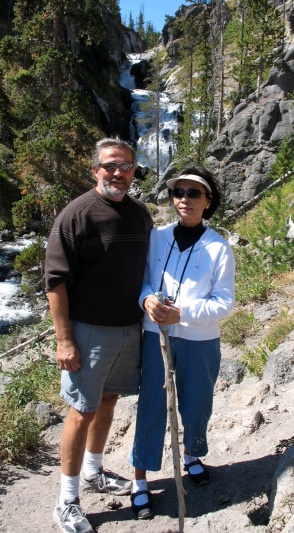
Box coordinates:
[80,468,132,495]
[53,497,93,532]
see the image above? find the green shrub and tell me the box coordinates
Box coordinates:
[3,353,60,408]
[0,399,43,463]
[0,349,60,464]
[14,235,46,290]
[240,310,294,376]
[12,180,69,235]
[241,343,270,377]
[221,309,255,346]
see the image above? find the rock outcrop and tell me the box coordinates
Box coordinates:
[205,48,294,209]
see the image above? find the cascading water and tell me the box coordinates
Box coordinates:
[120,53,180,175]
[0,240,33,334]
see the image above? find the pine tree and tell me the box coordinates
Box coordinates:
[145,22,160,48]
[0,0,113,190]
[175,7,214,165]
[136,7,145,39]
[232,0,284,101]
[267,132,294,181]
[128,13,135,29]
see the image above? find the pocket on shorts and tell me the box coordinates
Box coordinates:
[61,367,81,401]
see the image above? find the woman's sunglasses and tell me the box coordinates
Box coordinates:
[172,187,208,199]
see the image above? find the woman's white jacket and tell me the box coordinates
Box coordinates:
[139,222,235,341]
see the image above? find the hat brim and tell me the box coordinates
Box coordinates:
[166,174,212,194]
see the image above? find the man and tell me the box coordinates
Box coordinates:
[45,138,153,533]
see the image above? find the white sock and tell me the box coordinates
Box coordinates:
[82,449,103,479]
[132,479,148,506]
[59,473,80,505]
[183,454,204,475]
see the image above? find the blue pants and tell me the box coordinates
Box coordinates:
[131,331,221,471]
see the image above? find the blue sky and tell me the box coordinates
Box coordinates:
[119,1,184,32]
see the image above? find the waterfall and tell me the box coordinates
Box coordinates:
[120,53,180,175]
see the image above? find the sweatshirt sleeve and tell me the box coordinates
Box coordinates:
[45,210,80,291]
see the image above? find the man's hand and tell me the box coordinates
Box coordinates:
[56,339,81,372]
[47,283,81,372]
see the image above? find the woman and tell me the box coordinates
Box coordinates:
[130,166,235,519]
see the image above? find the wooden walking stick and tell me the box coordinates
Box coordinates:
[155,292,187,533]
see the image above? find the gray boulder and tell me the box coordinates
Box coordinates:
[263,334,294,386]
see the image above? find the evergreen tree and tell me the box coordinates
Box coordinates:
[128,13,135,29]
[267,132,294,181]
[0,0,115,191]
[136,7,145,39]
[175,7,214,166]
[144,21,160,48]
[232,0,284,101]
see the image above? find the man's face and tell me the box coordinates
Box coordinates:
[93,146,135,202]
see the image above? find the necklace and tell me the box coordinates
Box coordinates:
[158,238,196,304]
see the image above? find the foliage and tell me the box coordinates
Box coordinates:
[266,308,294,349]
[0,348,60,463]
[0,173,21,228]
[241,342,271,377]
[0,399,43,463]
[267,132,294,181]
[234,177,294,304]
[145,203,159,217]
[140,170,156,194]
[3,353,59,408]
[12,180,70,234]
[0,316,53,356]
[231,0,284,101]
[0,0,109,230]
[221,309,254,347]
[241,309,294,376]
[174,7,214,166]
[124,6,160,48]
[14,235,46,291]
[235,247,274,304]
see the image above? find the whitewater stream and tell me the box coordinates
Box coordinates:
[0,240,34,334]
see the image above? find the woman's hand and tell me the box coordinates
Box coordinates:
[144,295,180,326]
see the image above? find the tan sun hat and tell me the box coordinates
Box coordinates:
[166,174,212,194]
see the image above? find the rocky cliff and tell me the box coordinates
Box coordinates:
[205,48,294,209]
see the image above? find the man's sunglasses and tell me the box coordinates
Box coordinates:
[172,187,208,199]
[99,162,134,172]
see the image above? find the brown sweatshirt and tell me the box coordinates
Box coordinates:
[45,189,152,327]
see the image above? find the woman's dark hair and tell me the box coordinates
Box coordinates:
[171,165,221,220]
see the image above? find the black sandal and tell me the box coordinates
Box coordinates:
[184,459,210,485]
[131,490,154,520]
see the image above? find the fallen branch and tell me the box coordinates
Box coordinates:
[0,326,55,360]
[226,170,294,222]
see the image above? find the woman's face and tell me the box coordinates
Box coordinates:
[172,179,212,227]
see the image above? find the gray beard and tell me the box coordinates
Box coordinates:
[100,180,129,200]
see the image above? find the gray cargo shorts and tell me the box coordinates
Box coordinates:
[60,321,142,412]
